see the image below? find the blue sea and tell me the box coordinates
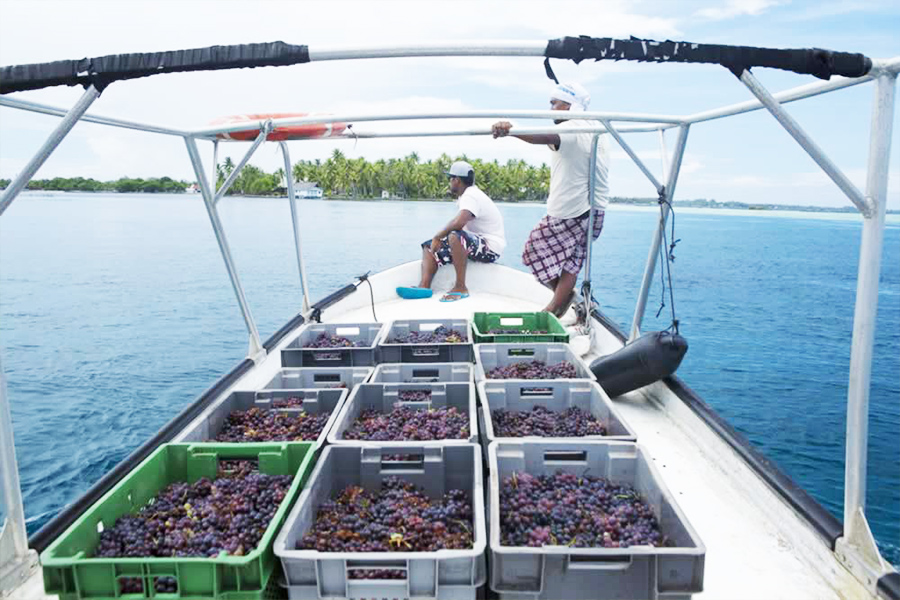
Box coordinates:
[1,193,898,567]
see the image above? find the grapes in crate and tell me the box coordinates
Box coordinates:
[304,332,368,348]
[387,325,466,344]
[398,389,432,402]
[214,406,330,442]
[499,470,663,548]
[297,477,474,552]
[95,465,293,576]
[343,406,469,441]
[486,360,578,380]
[492,406,607,437]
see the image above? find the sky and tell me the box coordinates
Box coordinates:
[0,0,898,208]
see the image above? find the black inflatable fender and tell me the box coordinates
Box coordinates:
[589,330,688,398]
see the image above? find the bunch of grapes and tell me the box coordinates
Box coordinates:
[492,406,607,438]
[499,470,662,548]
[487,328,549,335]
[213,407,330,442]
[343,406,469,441]
[305,333,368,348]
[398,389,432,402]
[349,569,406,580]
[296,477,474,552]
[486,360,578,380]
[387,326,467,344]
[96,464,293,594]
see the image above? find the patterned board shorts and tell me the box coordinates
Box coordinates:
[522,209,605,285]
[422,230,500,266]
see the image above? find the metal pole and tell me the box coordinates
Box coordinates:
[580,134,601,332]
[0,85,101,217]
[601,120,664,193]
[279,142,312,313]
[213,125,270,204]
[0,356,30,578]
[737,69,872,216]
[658,129,670,182]
[184,137,265,360]
[843,73,895,540]
[212,139,219,194]
[630,125,690,341]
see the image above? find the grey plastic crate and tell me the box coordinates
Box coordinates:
[478,380,637,445]
[263,366,373,392]
[474,343,595,382]
[327,382,477,446]
[379,319,474,363]
[175,388,348,452]
[371,363,474,384]
[282,322,384,367]
[488,441,705,600]
[274,444,487,600]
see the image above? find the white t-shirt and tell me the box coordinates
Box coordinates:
[457,185,507,255]
[547,120,610,219]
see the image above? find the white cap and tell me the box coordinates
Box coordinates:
[550,82,590,112]
[446,161,474,179]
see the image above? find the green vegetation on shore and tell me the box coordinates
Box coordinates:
[3,150,895,214]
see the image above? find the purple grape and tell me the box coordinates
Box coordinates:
[488,328,549,335]
[296,478,474,553]
[213,406,330,442]
[305,332,368,348]
[343,406,469,441]
[499,470,664,549]
[492,406,607,437]
[486,360,578,380]
[93,463,293,562]
[398,389,432,402]
[387,326,467,344]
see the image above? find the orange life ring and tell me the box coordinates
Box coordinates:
[210,112,347,141]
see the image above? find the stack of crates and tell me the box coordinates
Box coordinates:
[37,319,384,600]
[275,318,486,600]
[473,312,706,599]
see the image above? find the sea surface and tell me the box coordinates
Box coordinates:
[1,193,898,567]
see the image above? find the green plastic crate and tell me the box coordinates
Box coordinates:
[40,442,316,600]
[472,312,569,344]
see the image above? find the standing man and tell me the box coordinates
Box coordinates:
[401,161,506,302]
[491,82,609,318]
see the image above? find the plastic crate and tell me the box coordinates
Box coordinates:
[327,382,477,446]
[379,319,474,363]
[473,343,595,382]
[371,363,474,384]
[282,323,383,368]
[488,441,705,600]
[471,312,569,344]
[41,443,317,600]
[274,444,486,600]
[477,380,637,445]
[262,367,373,392]
[175,388,349,452]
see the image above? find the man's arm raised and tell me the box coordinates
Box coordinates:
[491,121,560,147]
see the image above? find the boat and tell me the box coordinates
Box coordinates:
[0,37,897,600]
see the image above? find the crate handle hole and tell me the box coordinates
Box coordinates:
[521,387,553,397]
[313,373,341,382]
[335,326,360,336]
[499,317,524,326]
[544,451,587,463]
[96,520,104,533]
[508,349,535,357]
[411,369,440,379]
[418,322,441,332]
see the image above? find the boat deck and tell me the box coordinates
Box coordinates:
[11,262,874,600]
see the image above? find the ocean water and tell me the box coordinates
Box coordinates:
[1,193,897,567]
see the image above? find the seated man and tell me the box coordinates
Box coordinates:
[414,161,506,302]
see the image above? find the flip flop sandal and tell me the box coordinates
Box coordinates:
[397,286,434,299]
[440,292,469,302]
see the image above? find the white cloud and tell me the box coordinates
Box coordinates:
[695,0,783,21]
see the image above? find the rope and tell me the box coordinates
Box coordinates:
[653,187,680,334]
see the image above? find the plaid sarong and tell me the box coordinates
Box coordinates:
[522,210,605,285]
